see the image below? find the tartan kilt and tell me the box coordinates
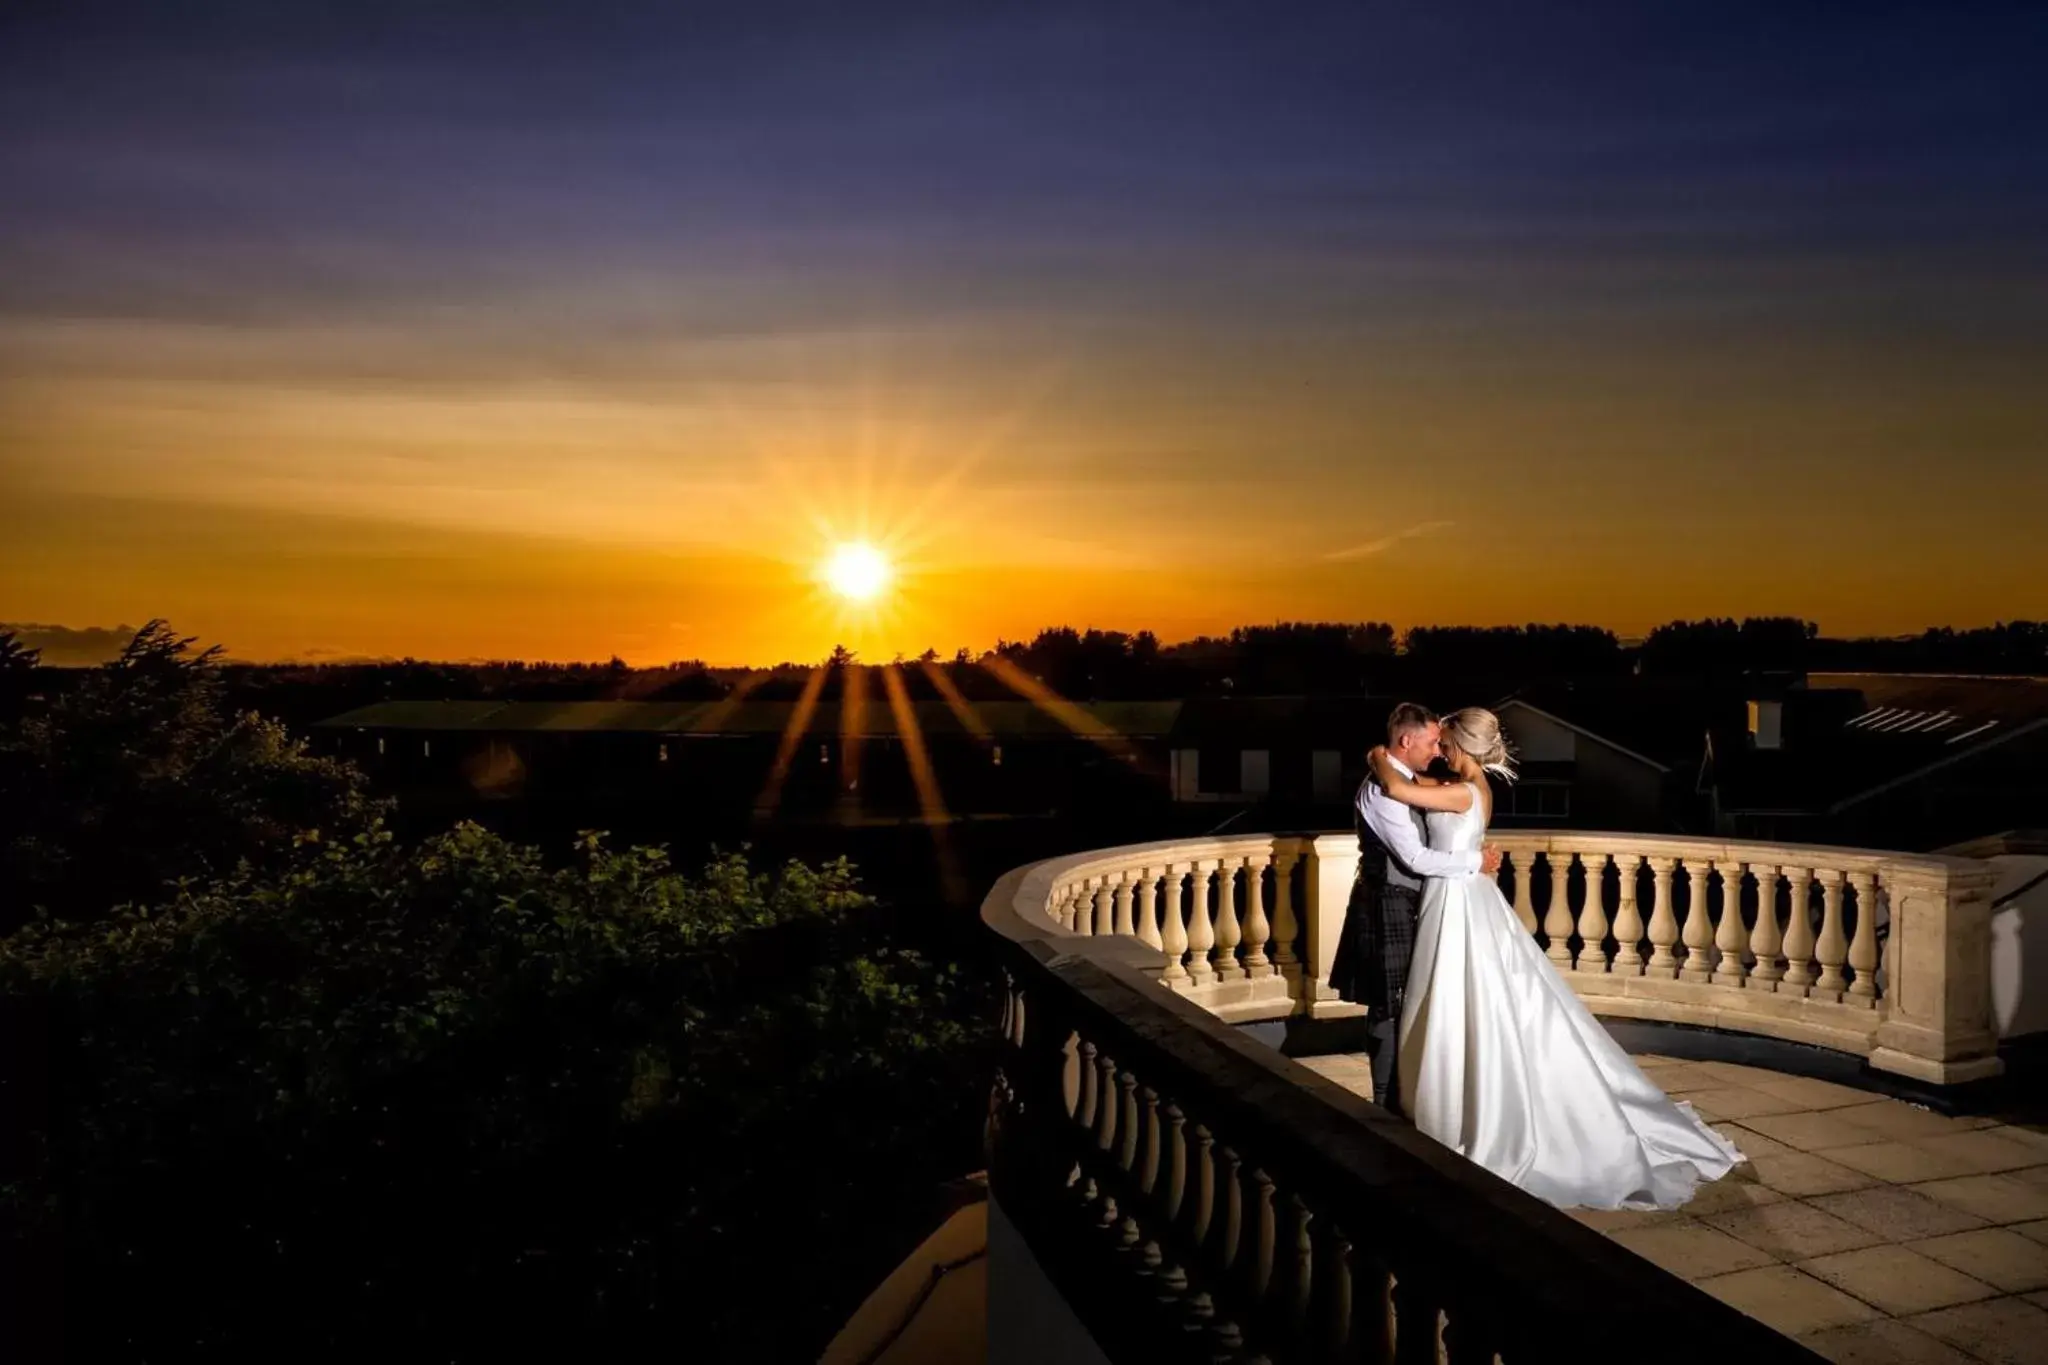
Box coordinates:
[1330,874,1423,1021]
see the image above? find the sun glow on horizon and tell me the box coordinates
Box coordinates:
[821,542,892,603]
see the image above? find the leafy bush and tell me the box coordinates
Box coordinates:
[2,823,990,1361]
[0,621,382,929]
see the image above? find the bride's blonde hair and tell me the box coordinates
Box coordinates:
[1442,707,1517,781]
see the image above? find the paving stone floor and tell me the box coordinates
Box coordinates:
[1296,1052,2048,1364]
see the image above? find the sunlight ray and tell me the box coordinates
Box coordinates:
[980,655,1159,777]
[919,659,992,742]
[754,666,826,817]
[881,664,964,902]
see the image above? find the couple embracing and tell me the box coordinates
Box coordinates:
[1337,703,1744,1213]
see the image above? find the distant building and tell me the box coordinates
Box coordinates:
[1490,681,1744,832]
[1704,673,2048,850]
[315,697,1181,825]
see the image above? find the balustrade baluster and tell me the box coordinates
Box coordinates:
[1781,867,1817,995]
[1713,861,1750,987]
[1847,870,1880,1005]
[1612,854,1646,974]
[1137,1086,1162,1195]
[1134,868,1161,950]
[1072,1037,1095,1125]
[1247,1169,1277,1302]
[1679,860,1714,983]
[1645,857,1680,978]
[1117,1070,1140,1172]
[1271,846,1301,976]
[1187,1123,1216,1246]
[1543,852,1575,969]
[1158,865,1191,986]
[1186,861,1218,986]
[1443,1310,1499,1365]
[1093,877,1114,937]
[1282,1191,1313,1341]
[1356,1254,1396,1365]
[1317,1222,1355,1360]
[1392,1276,1442,1365]
[1213,1145,1244,1275]
[1094,1050,1119,1152]
[1111,871,1134,937]
[1815,870,1849,1000]
[1576,851,1611,973]
[1159,1104,1187,1222]
[1512,851,1539,933]
[1748,866,1786,990]
[1213,858,1245,981]
[1241,852,1274,977]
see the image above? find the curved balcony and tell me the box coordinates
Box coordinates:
[980,829,2020,1364]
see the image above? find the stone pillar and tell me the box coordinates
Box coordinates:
[1304,834,1361,1009]
[1870,861,2002,1085]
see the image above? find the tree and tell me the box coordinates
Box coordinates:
[0,824,987,1360]
[0,621,382,929]
[0,629,39,721]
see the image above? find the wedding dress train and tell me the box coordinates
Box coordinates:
[1397,783,1743,1210]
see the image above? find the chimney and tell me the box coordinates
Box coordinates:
[1748,699,1783,750]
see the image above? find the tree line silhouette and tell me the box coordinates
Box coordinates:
[4,619,2043,724]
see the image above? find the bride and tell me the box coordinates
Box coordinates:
[1366,708,1744,1212]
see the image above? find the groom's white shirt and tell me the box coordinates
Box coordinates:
[1356,755,1483,889]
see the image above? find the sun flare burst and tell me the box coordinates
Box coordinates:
[821,542,891,603]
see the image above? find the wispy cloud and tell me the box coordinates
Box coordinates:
[1322,520,1455,562]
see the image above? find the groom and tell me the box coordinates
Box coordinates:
[1340,703,1503,1117]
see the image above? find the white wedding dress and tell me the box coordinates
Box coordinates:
[1397,782,1744,1210]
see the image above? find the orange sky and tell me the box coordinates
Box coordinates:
[3,321,2041,664]
[4,5,2045,664]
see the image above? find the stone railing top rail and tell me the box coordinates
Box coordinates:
[1003,829,1991,938]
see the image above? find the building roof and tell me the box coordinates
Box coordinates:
[316,697,1183,740]
[1494,680,1741,772]
[1164,695,1401,749]
[1715,673,2048,813]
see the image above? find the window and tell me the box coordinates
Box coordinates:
[1196,745,1242,794]
[422,740,431,758]
[819,743,830,765]
[1311,750,1343,799]
[376,737,386,756]
[1505,782,1570,819]
[991,745,1003,767]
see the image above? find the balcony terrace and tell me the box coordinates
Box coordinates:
[979,829,2047,1364]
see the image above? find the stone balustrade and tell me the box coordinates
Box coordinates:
[984,855,1827,1364]
[1026,829,2004,1087]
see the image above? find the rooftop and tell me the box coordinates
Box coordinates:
[1717,674,2048,814]
[316,697,1184,739]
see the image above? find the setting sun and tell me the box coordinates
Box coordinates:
[822,543,891,603]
